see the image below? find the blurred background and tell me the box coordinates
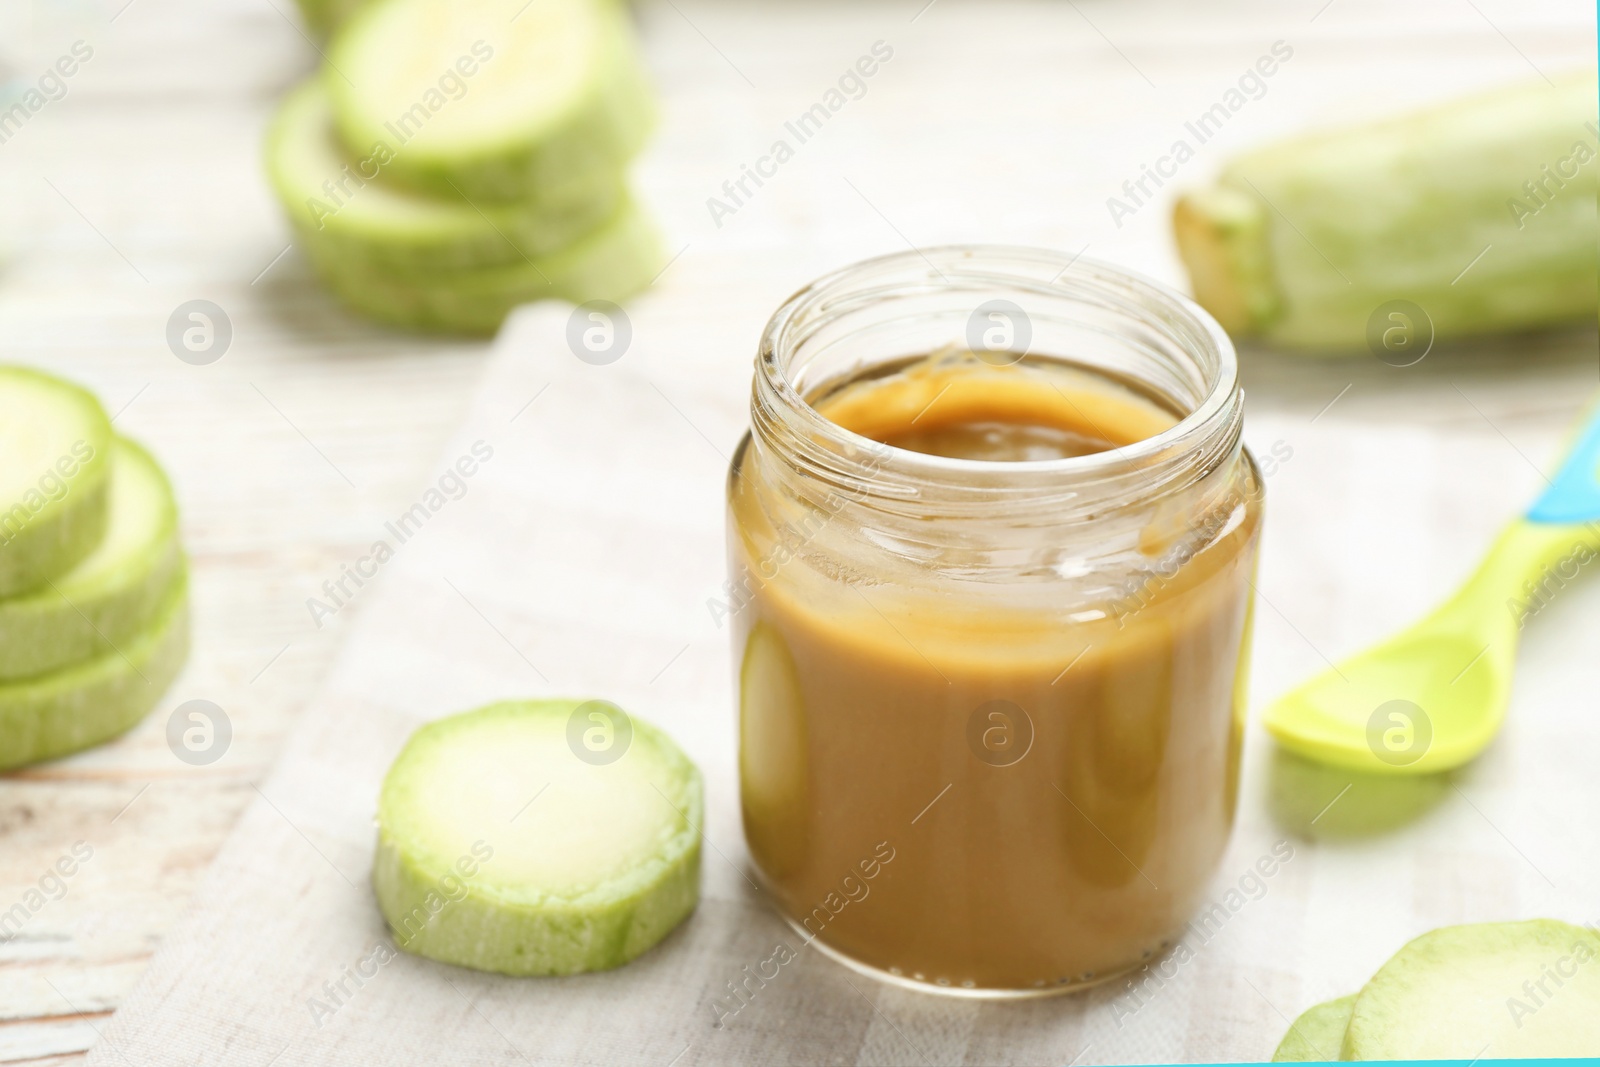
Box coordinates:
[0,0,1594,1061]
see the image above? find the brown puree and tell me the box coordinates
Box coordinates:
[729,352,1261,992]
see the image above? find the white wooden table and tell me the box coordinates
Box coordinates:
[0,2,490,1059]
[0,0,1594,1061]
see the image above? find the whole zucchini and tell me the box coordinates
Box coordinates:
[1174,72,1598,350]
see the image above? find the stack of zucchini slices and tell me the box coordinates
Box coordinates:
[0,367,189,771]
[268,0,662,335]
[1274,920,1600,1059]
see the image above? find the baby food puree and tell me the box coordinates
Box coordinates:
[729,347,1261,994]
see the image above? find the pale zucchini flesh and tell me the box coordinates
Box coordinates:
[373,699,702,975]
[1343,920,1600,1058]
[1271,994,1354,1061]
[0,570,190,771]
[0,438,181,681]
[266,80,624,271]
[0,366,113,597]
[303,192,662,334]
[1175,73,1599,349]
[327,0,655,202]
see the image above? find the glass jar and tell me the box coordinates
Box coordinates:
[725,246,1262,998]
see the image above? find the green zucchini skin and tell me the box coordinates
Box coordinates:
[265,80,625,272]
[0,367,113,598]
[326,0,656,204]
[373,699,703,976]
[302,193,662,334]
[0,439,181,682]
[1176,73,1599,349]
[1271,994,1355,1061]
[0,568,189,771]
[372,826,702,976]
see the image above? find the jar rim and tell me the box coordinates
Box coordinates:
[756,245,1240,493]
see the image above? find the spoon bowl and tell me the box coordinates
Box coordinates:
[1265,406,1600,775]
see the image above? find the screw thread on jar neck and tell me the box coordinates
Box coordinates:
[751,246,1243,526]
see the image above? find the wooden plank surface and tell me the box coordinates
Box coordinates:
[0,0,1595,1060]
[0,0,491,1059]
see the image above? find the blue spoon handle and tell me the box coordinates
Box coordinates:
[1528,402,1600,525]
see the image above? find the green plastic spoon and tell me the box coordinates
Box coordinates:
[1264,403,1600,775]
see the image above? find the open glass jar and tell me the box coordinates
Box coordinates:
[726,247,1262,997]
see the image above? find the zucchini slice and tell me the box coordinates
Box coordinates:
[302,192,662,334]
[1272,994,1354,1061]
[327,0,655,202]
[1344,920,1600,1058]
[0,366,112,597]
[0,438,181,681]
[0,569,190,771]
[266,80,623,271]
[373,699,702,975]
